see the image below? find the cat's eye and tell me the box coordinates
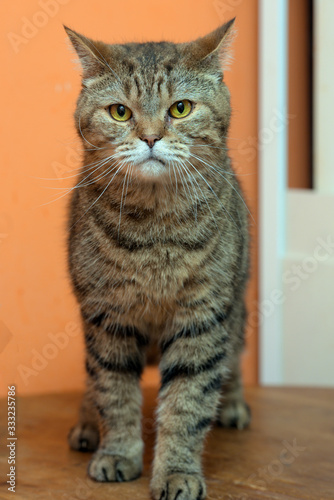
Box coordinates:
[109,104,132,122]
[169,100,192,119]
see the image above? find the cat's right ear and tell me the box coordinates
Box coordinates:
[184,19,236,73]
[64,26,109,84]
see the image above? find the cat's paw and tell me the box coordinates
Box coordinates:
[88,451,142,482]
[151,473,206,500]
[216,399,251,430]
[68,423,99,452]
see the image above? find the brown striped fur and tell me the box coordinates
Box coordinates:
[65,19,251,500]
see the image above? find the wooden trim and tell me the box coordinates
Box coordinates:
[288,0,312,189]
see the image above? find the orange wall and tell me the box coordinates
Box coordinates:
[0,0,258,396]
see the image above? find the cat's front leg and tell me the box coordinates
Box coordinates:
[151,314,230,500]
[216,356,251,430]
[68,389,100,452]
[80,312,148,482]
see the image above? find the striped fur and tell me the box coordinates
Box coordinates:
[65,19,251,500]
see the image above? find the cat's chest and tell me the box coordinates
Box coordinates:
[89,205,219,297]
[103,233,214,299]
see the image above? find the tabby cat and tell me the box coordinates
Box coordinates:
[65,19,251,500]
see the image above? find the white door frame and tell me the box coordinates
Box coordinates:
[258,0,288,385]
[259,0,334,386]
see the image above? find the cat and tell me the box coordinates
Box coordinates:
[65,18,251,500]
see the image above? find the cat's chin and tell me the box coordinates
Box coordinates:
[135,159,167,179]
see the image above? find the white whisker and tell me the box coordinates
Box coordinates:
[180,160,219,230]
[189,152,255,224]
[78,114,105,150]
[179,160,200,221]
[70,161,127,230]
[185,159,238,230]
[36,155,118,182]
[118,165,130,238]
[36,157,118,206]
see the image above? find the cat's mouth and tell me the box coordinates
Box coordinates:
[146,149,166,165]
[146,157,165,165]
[136,157,167,177]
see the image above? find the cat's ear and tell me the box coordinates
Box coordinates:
[186,18,236,71]
[64,26,111,84]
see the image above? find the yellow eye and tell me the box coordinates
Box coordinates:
[109,104,132,122]
[169,100,192,119]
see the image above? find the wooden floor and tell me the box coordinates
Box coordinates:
[1,386,334,500]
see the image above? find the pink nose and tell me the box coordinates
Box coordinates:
[140,135,161,148]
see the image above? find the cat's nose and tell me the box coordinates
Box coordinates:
[140,135,161,148]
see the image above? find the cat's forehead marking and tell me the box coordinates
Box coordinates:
[102,41,216,115]
[116,46,179,114]
[119,42,180,82]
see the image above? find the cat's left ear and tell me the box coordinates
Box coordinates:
[186,18,236,71]
[64,26,113,84]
